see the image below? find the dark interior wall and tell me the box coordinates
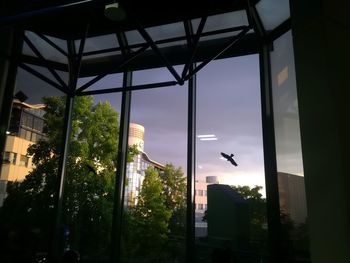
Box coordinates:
[291,0,350,262]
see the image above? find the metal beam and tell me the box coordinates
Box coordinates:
[51,95,74,261]
[259,45,282,263]
[186,64,196,263]
[18,63,69,94]
[181,17,207,78]
[82,25,249,58]
[245,0,265,38]
[0,0,95,25]
[36,32,68,57]
[75,44,149,93]
[77,80,178,96]
[24,35,68,89]
[136,25,184,85]
[184,27,250,81]
[110,71,132,263]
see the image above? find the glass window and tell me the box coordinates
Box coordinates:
[195,55,267,262]
[19,155,29,167]
[121,68,187,262]
[77,34,119,53]
[62,93,122,261]
[77,72,123,92]
[145,22,185,41]
[256,0,290,30]
[24,31,68,63]
[270,30,310,261]
[0,60,66,262]
[192,10,248,33]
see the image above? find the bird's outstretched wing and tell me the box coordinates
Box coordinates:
[221,152,230,159]
[229,158,238,166]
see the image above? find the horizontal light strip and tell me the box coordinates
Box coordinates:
[200,138,218,141]
[197,134,216,138]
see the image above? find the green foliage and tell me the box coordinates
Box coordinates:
[123,164,187,261]
[230,185,267,241]
[159,164,186,236]
[126,167,172,261]
[0,96,123,259]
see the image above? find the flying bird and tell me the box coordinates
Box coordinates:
[221,152,238,166]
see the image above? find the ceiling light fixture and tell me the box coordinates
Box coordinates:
[104,2,126,21]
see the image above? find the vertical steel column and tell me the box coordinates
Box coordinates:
[110,71,132,263]
[51,95,74,261]
[259,45,282,263]
[0,27,23,160]
[186,64,196,263]
[51,39,79,261]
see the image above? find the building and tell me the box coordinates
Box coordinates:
[195,176,221,237]
[0,100,46,205]
[125,123,165,206]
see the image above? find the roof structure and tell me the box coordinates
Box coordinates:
[0,0,291,95]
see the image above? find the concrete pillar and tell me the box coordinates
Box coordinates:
[291,1,350,262]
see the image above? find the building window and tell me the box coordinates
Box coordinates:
[198,204,203,210]
[2,152,17,164]
[19,155,29,167]
[198,190,203,196]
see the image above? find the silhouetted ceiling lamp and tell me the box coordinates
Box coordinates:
[14,91,28,102]
[104,2,126,21]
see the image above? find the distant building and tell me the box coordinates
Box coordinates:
[0,100,46,205]
[207,184,249,248]
[278,172,308,224]
[195,176,221,237]
[125,123,165,206]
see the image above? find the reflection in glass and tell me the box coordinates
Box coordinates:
[195,55,267,262]
[62,94,122,261]
[0,70,66,262]
[256,0,290,30]
[270,30,310,261]
[121,72,187,262]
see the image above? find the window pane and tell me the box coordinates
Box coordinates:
[195,55,267,262]
[62,93,122,262]
[76,34,119,53]
[270,30,310,261]
[121,69,187,262]
[192,10,248,33]
[0,65,66,262]
[24,31,68,63]
[77,73,123,92]
[146,22,185,41]
[256,0,290,30]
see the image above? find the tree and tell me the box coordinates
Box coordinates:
[127,167,172,261]
[0,95,137,260]
[230,185,267,241]
[159,164,186,236]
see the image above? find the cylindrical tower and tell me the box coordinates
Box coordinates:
[128,123,144,151]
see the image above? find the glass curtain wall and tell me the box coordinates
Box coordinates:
[270,30,310,262]
[120,67,188,263]
[195,55,267,262]
[0,66,67,262]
